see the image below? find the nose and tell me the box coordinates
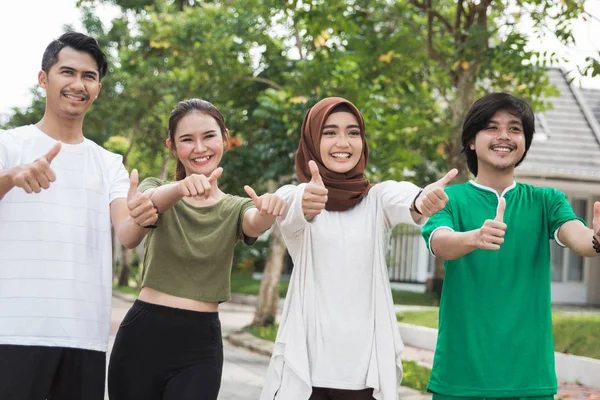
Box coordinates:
[194,139,207,152]
[336,134,350,148]
[497,128,510,140]
[69,75,85,92]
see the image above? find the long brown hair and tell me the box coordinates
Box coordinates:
[168,99,228,181]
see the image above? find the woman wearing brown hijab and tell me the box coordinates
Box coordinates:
[260,97,457,400]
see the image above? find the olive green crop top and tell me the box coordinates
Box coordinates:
[139,178,256,302]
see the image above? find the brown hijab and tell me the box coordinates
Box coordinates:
[295,97,373,212]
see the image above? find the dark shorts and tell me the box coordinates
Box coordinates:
[310,387,375,400]
[0,344,106,400]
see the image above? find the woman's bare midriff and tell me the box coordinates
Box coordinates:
[138,287,218,312]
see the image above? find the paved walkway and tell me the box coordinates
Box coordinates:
[109,295,598,400]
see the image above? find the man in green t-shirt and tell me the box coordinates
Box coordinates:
[421,92,600,399]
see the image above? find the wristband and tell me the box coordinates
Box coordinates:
[411,189,424,215]
[593,235,600,254]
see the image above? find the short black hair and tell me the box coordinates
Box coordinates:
[41,32,108,81]
[461,92,535,176]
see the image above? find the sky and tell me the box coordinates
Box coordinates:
[1,0,600,123]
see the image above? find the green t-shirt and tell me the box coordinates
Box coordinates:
[421,181,585,397]
[139,178,256,302]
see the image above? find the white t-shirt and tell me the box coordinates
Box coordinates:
[261,181,424,400]
[0,125,129,352]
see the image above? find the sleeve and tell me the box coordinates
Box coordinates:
[545,188,586,246]
[237,197,258,246]
[274,184,309,239]
[138,177,166,193]
[108,155,130,203]
[378,180,424,229]
[421,199,455,255]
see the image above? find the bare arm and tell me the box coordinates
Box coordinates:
[0,170,15,200]
[110,169,160,249]
[111,198,152,249]
[430,228,481,260]
[148,168,223,214]
[242,186,288,238]
[558,219,600,258]
[430,198,507,260]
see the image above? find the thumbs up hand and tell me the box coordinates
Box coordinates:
[474,197,507,251]
[413,169,458,217]
[302,160,328,217]
[127,169,159,228]
[178,168,222,199]
[11,141,61,194]
[244,185,288,217]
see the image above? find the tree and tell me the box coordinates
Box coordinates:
[407,0,593,292]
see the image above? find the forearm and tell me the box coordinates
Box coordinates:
[0,170,15,200]
[560,222,600,257]
[410,209,424,224]
[430,229,480,260]
[115,217,150,249]
[148,182,183,213]
[243,209,276,238]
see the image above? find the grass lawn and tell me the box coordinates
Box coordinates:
[397,310,600,360]
[244,324,431,393]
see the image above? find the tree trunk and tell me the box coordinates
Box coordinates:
[428,65,477,295]
[252,180,287,327]
[118,246,133,287]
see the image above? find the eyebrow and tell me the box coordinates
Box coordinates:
[59,66,99,78]
[178,130,217,138]
[322,124,361,129]
[487,119,523,126]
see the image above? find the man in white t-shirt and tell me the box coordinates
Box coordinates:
[0,32,158,400]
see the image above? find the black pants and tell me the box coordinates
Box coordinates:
[108,300,224,400]
[310,387,375,400]
[0,344,106,400]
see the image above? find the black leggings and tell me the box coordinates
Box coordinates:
[108,300,223,400]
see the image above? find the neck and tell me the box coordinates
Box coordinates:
[36,112,85,144]
[474,165,515,195]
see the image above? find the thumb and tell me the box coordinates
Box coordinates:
[244,185,261,207]
[437,168,458,187]
[308,160,323,185]
[495,197,506,222]
[594,201,600,234]
[209,167,223,183]
[44,141,62,163]
[594,201,600,217]
[128,169,139,199]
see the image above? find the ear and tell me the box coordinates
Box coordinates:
[38,70,47,88]
[165,138,177,156]
[469,141,475,150]
[95,82,102,99]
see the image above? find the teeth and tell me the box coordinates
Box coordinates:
[65,94,85,101]
[193,156,210,162]
[331,153,350,159]
[492,147,512,152]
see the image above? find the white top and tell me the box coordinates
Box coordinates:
[0,125,129,352]
[261,181,424,400]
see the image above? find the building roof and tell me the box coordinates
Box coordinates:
[516,68,600,182]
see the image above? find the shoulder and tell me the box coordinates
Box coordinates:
[516,182,565,201]
[84,139,124,164]
[0,125,36,144]
[139,177,168,192]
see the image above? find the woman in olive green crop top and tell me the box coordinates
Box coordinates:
[108,98,288,400]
